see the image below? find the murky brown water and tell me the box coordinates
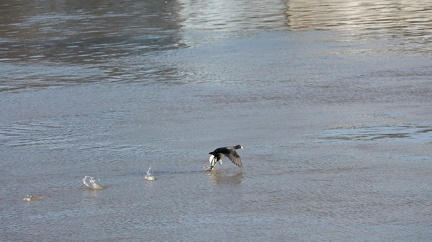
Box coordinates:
[1,0,432,241]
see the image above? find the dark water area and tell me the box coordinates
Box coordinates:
[1,0,432,241]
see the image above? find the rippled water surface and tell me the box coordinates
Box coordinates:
[1,0,432,241]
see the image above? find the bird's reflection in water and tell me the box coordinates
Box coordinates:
[207,170,243,186]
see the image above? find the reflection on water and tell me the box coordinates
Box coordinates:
[207,170,243,186]
[0,0,187,91]
[178,0,287,44]
[0,0,431,91]
[286,0,432,49]
[0,0,183,64]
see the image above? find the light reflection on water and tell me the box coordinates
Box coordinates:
[0,0,431,91]
[0,0,430,91]
[1,0,431,65]
[285,0,432,52]
[207,170,243,186]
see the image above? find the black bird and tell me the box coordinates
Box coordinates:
[209,145,243,170]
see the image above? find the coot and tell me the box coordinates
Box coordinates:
[208,145,243,170]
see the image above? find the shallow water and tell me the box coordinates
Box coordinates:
[1,0,432,241]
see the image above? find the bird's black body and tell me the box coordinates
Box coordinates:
[209,145,243,170]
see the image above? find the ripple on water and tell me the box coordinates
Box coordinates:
[320,123,432,143]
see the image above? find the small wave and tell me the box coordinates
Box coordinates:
[320,123,432,143]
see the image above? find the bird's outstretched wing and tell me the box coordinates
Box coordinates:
[210,146,242,167]
[226,150,242,167]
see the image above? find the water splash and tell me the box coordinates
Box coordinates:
[203,166,214,172]
[204,154,222,171]
[144,166,155,181]
[23,195,43,201]
[82,176,103,190]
